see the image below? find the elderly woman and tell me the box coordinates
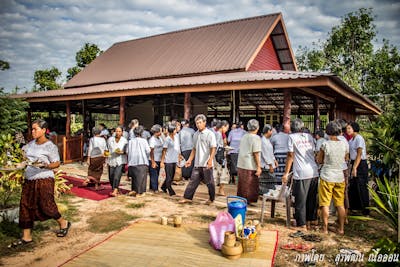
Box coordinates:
[149,124,164,193]
[9,119,70,248]
[282,118,319,230]
[346,122,369,215]
[227,121,246,184]
[127,126,150,197]
[260,124,279,194]
[270,124,289,181]
[107,126,128,197]
[237,119,262,205]
[83,126,108,190]
[317,121,349,234]
[160,123,181,196]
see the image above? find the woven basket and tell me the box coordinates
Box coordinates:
[239,235,259,253]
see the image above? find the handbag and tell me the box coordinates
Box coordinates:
[215,146,225,165]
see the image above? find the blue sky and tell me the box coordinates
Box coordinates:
[0,0,399,93]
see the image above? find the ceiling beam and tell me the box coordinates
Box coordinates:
[298,87,335,103]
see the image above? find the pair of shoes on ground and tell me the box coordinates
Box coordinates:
[8,221,71,249]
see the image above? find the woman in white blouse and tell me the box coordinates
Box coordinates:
[127,126,150,197]
[346,122,369,215]
[107,126,128,197]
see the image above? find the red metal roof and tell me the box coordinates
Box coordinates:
[65,13,296,88]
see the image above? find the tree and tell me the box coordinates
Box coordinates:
[0,88,29,135]
[66,43,102,80]
[33,66,62,91]
[296,8,376,91]
[0,60,10,71]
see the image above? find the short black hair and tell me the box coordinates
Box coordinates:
[32,119,48,130]
[262,124,272,134]
[349,121,360,132]
[315,130,325,138]
[134,125,144,137]
[167,123,176,134]
[325,122,341,136]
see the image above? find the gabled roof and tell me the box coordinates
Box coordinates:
[65,13,296,89]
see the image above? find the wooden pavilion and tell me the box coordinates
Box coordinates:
[11,13,381,163]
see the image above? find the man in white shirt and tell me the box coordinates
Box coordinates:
[179,114,217,205]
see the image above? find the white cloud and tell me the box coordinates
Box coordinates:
[0,0,399,92]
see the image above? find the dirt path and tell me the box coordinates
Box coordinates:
[1,163,381,267]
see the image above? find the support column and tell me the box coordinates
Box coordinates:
[27,108,32,140]
[314,97,320,131]
[119,96,126,126]
[232,90,240,123]
[66,100,71,137]
[329,103,336,121]
[283,89,292,133]
[184,92,191,120]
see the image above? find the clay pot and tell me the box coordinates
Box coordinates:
[221,241,243,258]
[174,215,182,227]
[224,231,236,247]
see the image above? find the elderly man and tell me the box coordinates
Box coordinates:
[179,114,217,205]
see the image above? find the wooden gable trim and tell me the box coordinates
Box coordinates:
[278,17,298,71]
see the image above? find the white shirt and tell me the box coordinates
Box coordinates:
[88,136,107,158]
[149,135,164,162]
[23,140,60,180]
[193,128,217,167]
[163,135,180,164]
[270,132,289,154]
[349,134,367,160]
[127,137,150,166]
[320,140,349,183]
[261,136,276,169]
[107,136,128,167]
[337,135,350,170]
[237,133,261,171]
[288,132,319,180]
[179,127,195,152]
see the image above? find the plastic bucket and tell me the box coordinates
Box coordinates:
[227,196,247,225]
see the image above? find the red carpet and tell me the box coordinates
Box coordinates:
[63,175,129,201]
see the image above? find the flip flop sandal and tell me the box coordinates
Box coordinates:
[8,238,33,248]
[302,234,322,242]
[289,230,305,238]
[281,243,297,250]
[56,221,71,237]
[295,243,314,252]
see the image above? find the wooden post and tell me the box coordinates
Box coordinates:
[27,108,32,140]
[314,97,320,132]
[283,89,291,133]
[184,92,191,120]
[119,96,126,126]
[66,100,71,138]
[329,103,336,121]
[232,90,240,123]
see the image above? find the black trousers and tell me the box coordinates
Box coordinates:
[183,167,215,201]
[292,177,319,227]
[349,160,369,214]
[109,164,124,190]
[161,163,176,196]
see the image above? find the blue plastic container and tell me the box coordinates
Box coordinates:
[227,196,247,225]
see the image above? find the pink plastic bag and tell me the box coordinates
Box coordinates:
[208,212,235,250]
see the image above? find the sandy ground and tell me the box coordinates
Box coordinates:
[1,163,376,267]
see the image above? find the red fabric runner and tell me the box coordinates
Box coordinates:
[62,175,129,201]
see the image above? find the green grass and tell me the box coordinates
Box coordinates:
[87,210,138,233]
[125,202,145,209]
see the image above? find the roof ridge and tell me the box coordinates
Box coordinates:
[114,12,282,46]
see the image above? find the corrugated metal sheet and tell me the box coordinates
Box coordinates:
[14,70,326,98]
[65,13,283,88]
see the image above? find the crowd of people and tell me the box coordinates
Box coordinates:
[82,114,369,235]
[9,113,370,247]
